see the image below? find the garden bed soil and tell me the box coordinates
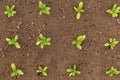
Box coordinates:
[0,0,120,80]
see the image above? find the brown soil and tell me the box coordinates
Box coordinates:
[0,0,120,80]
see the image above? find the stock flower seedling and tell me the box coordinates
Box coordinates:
[106,4,120,18]
[74,2,85,19]
[104,38,119,49]
[36,33,51,49]
[67,65,81,76]
[4,5,16,18]
[36,66,48,76]
[106,67,120,77]
[72,35,86,50]
[6,35,21,49]
[38,1,51,15]
[11,63,24,77]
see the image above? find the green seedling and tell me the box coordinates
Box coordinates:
[106,67,120,77]
[106,4,120,18]
[36,66,48,76]
[67,65,81,76]
[6,35,21,49]
[74,2,85,19]
[104,38,118,49]
[11,63,24,77]
[4,5,16,17]
[72,35,86,50]
[36,33,51,49]
[38,1,51,15]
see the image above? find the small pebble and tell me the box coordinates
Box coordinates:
[117,19,120,24]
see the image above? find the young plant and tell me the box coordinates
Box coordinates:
[4,5,16,18]
[106,67,120,77]
[11,63,24,77]
[72,35,86,50]
[67,65,81,76]
[36,33,51,49]
[74,2,85,19]
[36,66,48,76]
[106,4,120,18]
[38,1,51,15]
[104,38,118,49]
[6,35,21,49]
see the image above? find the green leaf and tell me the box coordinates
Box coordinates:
[112,13,118,17]
[43,66,47,71]
[46,42,51,45]
[72,40,76,45]
[40,43,45,49]
[11,63,16,71]
[76,71,81,74]
[76,44,82,50]
[11,5,15,10]
[74,7,77,11]
[69,73,75,76]
[67,68,73,72]
[15,42,21,49]
[73,65,77,70]
[77,35,86,42]
[113,4,117,10]
[17,69,24,75]
[76,13,81,19]
[79,2,83,9]
[11,72,17,76]
[42,72,47,76]
[104,43,109,46]
[46,38,51,42]
[14,35,19,41]
[39,1,44,8]
[81,9,85,12]
[36,41,41,45]
[6,38,11,42]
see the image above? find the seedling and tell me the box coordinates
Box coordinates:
[72,35,86,50]
[11,63,24,77]
[4,5,16,18]
[67,65,81,76]
[36,34,51,49]
[38,1,51,15]
[106,4,120,18]
[36,66,48,76]
[106,67,120,77]
[104,38,118,49]
[6,35,21,49]
[74,2,85,19]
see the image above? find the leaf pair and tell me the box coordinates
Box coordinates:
[6,35,21,49]
[11,63,24,77]
[106,67,120,77]
[74,2,85,20]
[4,5,16,18]
[36,66,48,76]
[36,34,51,49]
[38,1,51,15]
[67,65,81,76]
[72,35,86,50]
[104,38,118,49]
[106,4,120,18]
